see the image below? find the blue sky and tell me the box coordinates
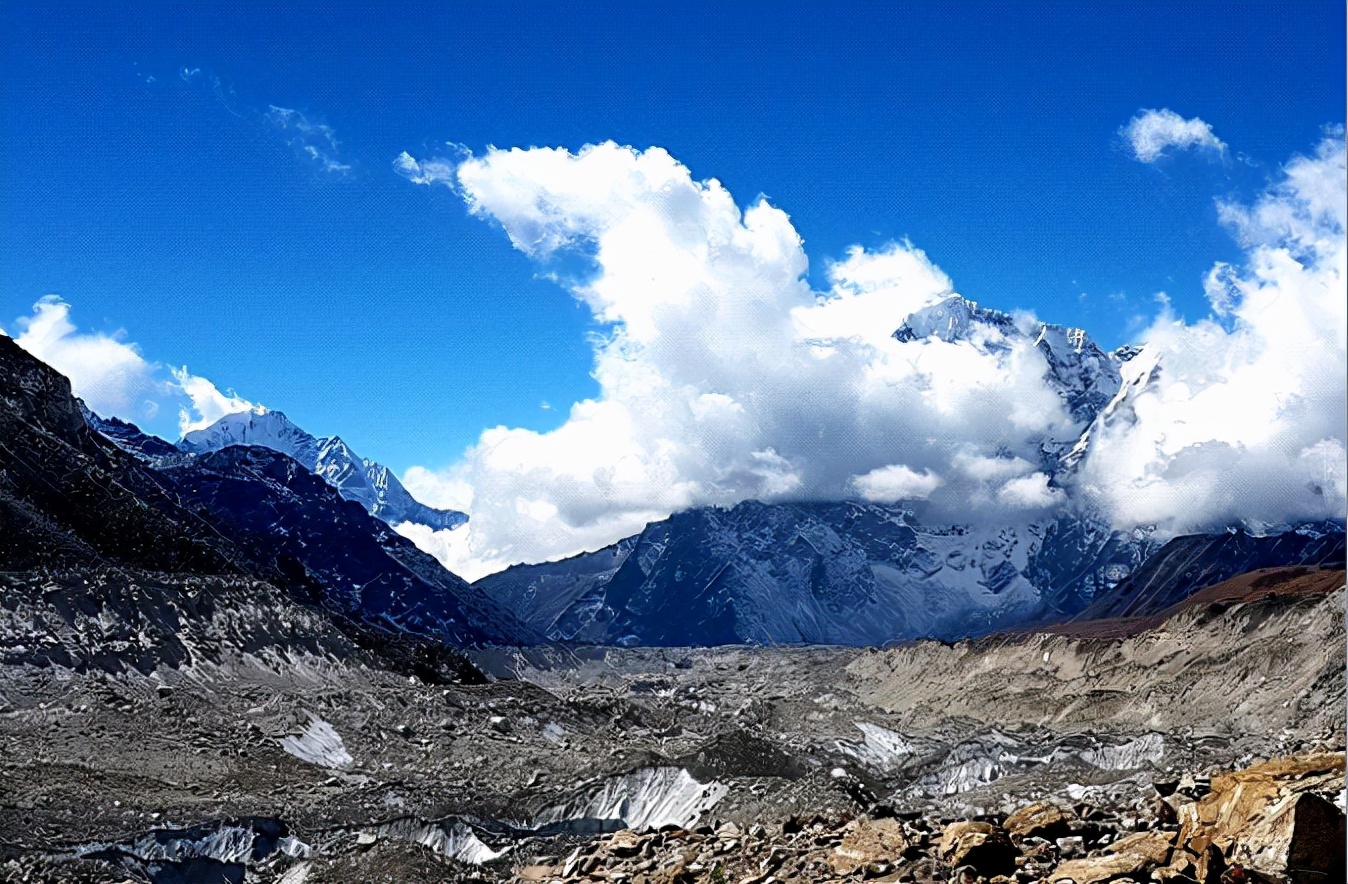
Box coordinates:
[2,0,1344,481]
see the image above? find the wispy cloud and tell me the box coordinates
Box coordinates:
[267,105,351,175]
[1121,108,1227,163]
[172,367,255,435]
[393,150,461,186]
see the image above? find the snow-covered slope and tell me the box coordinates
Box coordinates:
[180,407,467,530]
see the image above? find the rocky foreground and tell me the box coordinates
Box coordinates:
[1,567,1343,883]
[484,752,1344,884]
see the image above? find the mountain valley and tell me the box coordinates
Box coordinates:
[1,328,1343,883]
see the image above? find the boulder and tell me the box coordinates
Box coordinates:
[939,821,1018,877]
[1051,830,1170,878]
[830,816,911,876]
[1050,830,1174,884]
[1108,830,1175,865]
[1005,802,1074,841]
[1174,753,1346,881]
[607,829,644,858]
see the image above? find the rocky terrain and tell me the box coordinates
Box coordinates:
[1,564,1342,882]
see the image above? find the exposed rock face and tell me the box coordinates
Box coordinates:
[1005,801,1074,841]
[1,333,533,651]
[161,445,534,646]
[1078,526,1346,619]
[477,496,1342,649]
[477,502,1160,647]
[1050,829,1175,883]
[1173,753,1346,882]
[938,820,1018,876]
[179,407,468,530]
[828,816,911,876]
[849,582,1346,740]
[0,335,253,575]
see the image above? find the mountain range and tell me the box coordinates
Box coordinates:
[1,334,529,651]
[473,296,1343,645]
[4,291,1343,652]
[178,406,468,530]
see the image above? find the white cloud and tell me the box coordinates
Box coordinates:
[9,296,166,421]
[848,464,944,502]
[1076,136,1347,532]
[172,366,255,435]
[6,296,256,441]
[1121,109,1227,163]
[997,473,1063,510]
[393,151,458,186]
[397,142,1091,578]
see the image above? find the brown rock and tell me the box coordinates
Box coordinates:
[939,821,1019,877]
[830,816,911,876]
[607,829,644,858]
[1005,802,1074,842]
[1050,829,1173,884]
[1174,752,1346,881]
[1106,829,1174,865]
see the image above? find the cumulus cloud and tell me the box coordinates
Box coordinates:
[267,105,351,175]
[1076,135,1347,532]
[848,464,944,502]
[8,296,166,421]
[5,296,255,440]
[396,142,1095,579]
[172,366,255,435]
[1122,109,1227,163]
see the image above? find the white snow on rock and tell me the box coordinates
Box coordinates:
[373,819,509,865]
[279,716,354,770]
[78,822,310,866]
[837,721,915,772]
[180,407,466,530]
[533,767,727,833]
[912,731,1166,796]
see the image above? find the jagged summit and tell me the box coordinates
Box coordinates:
[893,294,1130,431]
[179,407,467,531]
[180,406,320,466]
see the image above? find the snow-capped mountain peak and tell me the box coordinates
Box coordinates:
[179,407,320,469]
[179,410,466,532]
[892,294,1134,454]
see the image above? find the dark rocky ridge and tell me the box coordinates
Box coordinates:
[1075,525,1346,620]
[1,333,531,649]
[162,444,534,646]
[0,336,257,576]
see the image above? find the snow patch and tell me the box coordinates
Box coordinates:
[374,818,509,865]
[280,717,354,770]
[1080,732,1165,770]
[533,767,727,833]
[837,721,915,772]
